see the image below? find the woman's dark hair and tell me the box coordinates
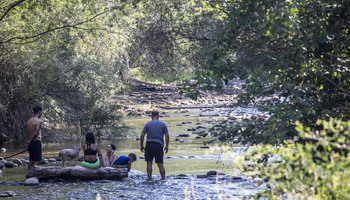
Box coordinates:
[109,143,116,151]
[85,132,95,144]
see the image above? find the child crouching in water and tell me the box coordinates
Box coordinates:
[113,153,137,172]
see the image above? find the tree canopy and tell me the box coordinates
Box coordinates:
[194,0,350,144]
[1,0,349,146]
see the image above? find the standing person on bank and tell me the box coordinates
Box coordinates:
[140,111,169,180]
[26,106,43,168]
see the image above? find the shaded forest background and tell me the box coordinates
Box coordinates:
[1,0,349,145]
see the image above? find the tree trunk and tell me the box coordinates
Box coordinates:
[27,165,128,180]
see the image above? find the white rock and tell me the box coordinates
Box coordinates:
[5,191,16,197]
[25,177,39,186]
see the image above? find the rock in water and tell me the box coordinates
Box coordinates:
[206,170,219,176]
[4,161,14,168]
[6,191,16,197]
[9,158,22,166]
[25,177,39,186]
[39,159,49,165]
[177,133,190,137]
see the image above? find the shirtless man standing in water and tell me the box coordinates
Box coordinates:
[26,106,43,168]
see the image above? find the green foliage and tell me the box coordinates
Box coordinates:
[126,0,219,82]
[0,0,127,143]
[194,0,350,143]
[249,119,350,199]
[0,0,219,143]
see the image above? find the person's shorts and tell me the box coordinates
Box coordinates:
[28,140,42,162]
[145,142,163,163]
[82,158,101,169]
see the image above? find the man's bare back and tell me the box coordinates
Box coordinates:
[26,116,42,145]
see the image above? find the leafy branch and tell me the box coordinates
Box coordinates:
[0,9,109,44]
[0,0,26,22]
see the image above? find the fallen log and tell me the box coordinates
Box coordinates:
[27,165,128,180]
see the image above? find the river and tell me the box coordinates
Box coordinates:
[0,106,266,199]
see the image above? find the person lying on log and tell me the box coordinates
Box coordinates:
[103,143,118,167]
[112,153,137,172]
[81,132,105,169]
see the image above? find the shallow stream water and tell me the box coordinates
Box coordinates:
[0,107,265,199]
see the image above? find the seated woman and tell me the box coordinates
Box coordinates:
[81,132,105,169]
[103,143,118,167]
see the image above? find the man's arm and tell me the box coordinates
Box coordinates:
[140,132,145,152]
[164,132,169,154]
[127,161,131,172]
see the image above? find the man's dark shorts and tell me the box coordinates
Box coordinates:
[145,142,163,163]
[28,140,42,162]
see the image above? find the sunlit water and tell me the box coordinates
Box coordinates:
[0,107,265,199]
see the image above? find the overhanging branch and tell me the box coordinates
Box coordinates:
[1,10,109,44]
[0,0,26,22]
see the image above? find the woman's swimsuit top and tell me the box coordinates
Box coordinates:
[84,143,97,155]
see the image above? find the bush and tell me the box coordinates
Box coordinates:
[250,119,350,199]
